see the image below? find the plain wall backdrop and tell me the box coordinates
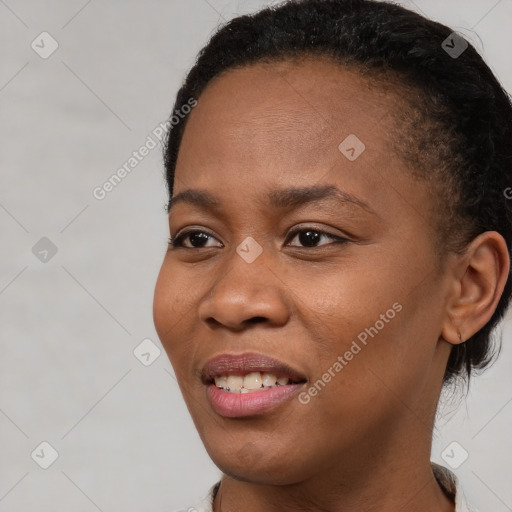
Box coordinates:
[1,0,511,510]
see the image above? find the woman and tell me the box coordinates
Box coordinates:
[153,0,512,510]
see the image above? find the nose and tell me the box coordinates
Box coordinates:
[198,249,290,331]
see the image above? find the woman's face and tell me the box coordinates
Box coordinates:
[153,57,454,484]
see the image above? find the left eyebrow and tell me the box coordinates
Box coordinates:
[167,184,378,217]
[267,185,377,216]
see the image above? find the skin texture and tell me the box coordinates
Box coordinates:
[153,56,510,512]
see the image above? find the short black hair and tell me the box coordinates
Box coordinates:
[163,0,512,386]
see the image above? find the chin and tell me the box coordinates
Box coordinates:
[203,435,318,486]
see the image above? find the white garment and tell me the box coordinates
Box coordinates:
[177,462,478,512]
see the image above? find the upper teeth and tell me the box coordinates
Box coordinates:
[214,372,291,393]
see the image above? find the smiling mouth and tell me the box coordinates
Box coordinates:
[200,352,308,416]
[209,372,307,393]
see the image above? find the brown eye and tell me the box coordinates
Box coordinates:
[169,230,222,249]
[286,228,349,248]
[168,228,349,250]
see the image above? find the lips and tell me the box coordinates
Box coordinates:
[201,352,308,417]
[201,352,307,384]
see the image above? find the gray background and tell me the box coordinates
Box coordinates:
[1,0,511,510]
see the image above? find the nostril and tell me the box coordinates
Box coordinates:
[250,317,266,323]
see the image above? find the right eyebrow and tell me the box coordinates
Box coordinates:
[167,189,221,214]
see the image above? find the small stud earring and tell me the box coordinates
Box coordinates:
[457,331,463,343]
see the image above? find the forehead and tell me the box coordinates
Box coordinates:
[182,57,401,158]
[177,55,404,172]
[172,56,432,231]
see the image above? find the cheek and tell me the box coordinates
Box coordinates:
[153,264,178,339]
[288,261,400,350]
[289,256,436,404]
[153,261,199,370]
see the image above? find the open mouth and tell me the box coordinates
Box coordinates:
[201,352,308,417]
[208,372,307,394]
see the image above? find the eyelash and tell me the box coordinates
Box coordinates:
[168,228,348,249]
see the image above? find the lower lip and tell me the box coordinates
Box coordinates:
[206,382,304,418]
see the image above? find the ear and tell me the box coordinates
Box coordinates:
[441,231,510,345]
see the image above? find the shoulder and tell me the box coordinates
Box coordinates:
[432,462,480,512]
[174,481,220,512]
